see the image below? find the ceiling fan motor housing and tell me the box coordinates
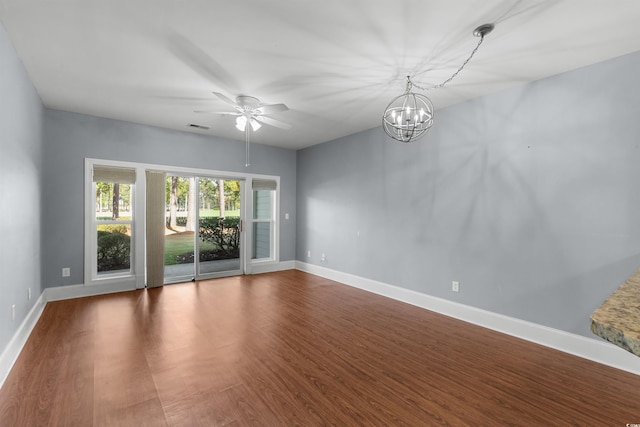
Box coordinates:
[235,95,260,110]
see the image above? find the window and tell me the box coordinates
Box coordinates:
[92,165,136,279]
[85,159,281,288]
[252,179,277,261]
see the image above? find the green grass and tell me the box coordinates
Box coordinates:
[164,232,216,265]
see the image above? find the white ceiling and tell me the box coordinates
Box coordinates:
[1,0,640,150]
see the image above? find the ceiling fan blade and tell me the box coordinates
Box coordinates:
[212,92,239,107]
[193,110,240,116]
[151,95,213,102]
[167,32,240,94]
[255,116,292,130]
[255,103,289,115]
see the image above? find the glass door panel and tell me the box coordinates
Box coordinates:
[164,175,196,283]
[164,175,243,284]
[197,178,242,276]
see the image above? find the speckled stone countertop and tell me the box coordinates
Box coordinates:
[591,269,640,357]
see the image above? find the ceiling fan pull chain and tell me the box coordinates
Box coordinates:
[245,127,251,167]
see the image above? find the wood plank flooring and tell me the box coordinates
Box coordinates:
[1,270,639,426]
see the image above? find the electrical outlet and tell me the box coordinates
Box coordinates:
[28,288,31,301]
[11,304,15,321]
[321,253,326,262]
[307,250,311,258]
[452,281,460,292]
[62,267,70,277]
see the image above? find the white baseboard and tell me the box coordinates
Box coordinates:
[45,281,135,301]
[0,292,47,389]
[296,261,640,376]
[38,263,297,302]
[251,260,296,275]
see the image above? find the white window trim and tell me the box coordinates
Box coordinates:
[85,159,145,289]
[250,188,278,264]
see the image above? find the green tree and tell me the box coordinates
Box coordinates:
[96,182,111,213]
[112,183,120,219]
[199,178,216,210]
[168,176,178,227]
[224,180,241,210]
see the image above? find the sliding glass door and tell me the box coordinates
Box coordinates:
[164,175,243,283]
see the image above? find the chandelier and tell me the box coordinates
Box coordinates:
[382,23,495,143]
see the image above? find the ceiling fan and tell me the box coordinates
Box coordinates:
[195,92,291,131]
[165,34,292,166]
[194,92,292,167]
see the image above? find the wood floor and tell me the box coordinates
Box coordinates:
[1,270,639,426]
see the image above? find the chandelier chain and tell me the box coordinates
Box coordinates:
[412,34,485,92]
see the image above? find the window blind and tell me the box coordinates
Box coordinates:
[93,165,136,184]
[252,179,277,191]
[145,170,166,288]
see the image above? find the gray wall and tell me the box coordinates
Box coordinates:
[0,22,44,351]
[297,49,640,338]
[42,110,296,287]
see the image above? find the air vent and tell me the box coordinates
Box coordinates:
[187,123,210,130]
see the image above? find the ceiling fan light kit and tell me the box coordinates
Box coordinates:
[382,23,494,143]
[235,115,261,132]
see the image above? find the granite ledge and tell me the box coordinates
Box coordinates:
[591,269,640,357]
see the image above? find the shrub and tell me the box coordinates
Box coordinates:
[97,224,129,234]
[199,217,240,258]
[97,232,130,272]
[165,216,188,227]
[174,248,240,264]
